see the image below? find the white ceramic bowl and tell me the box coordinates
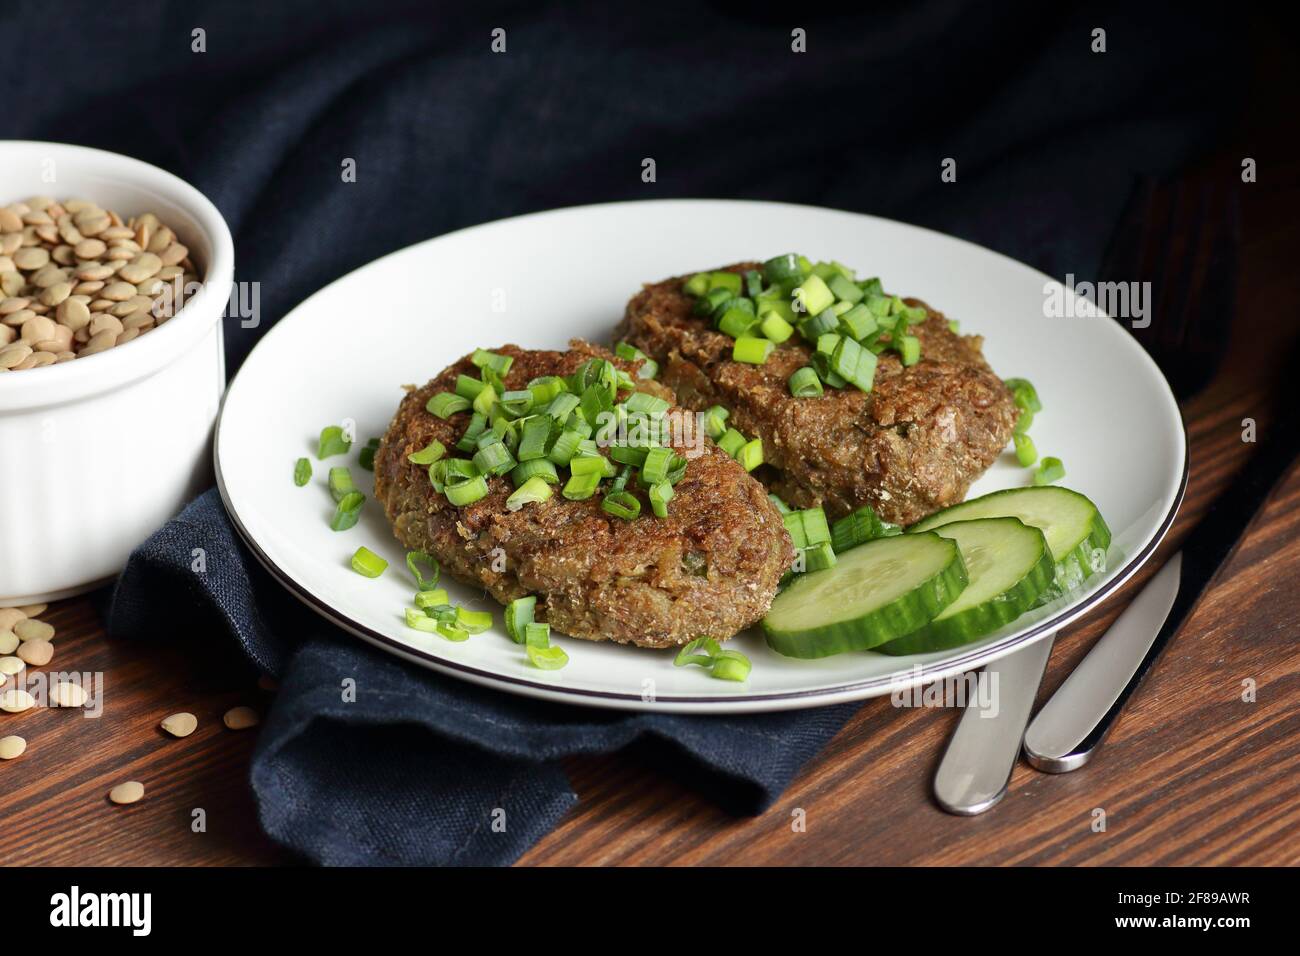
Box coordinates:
[0,141,234,604]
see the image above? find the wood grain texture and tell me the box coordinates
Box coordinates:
[2,91,1296,871]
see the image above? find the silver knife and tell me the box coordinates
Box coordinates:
[933,633,1055,814]
[1023,553,1181,771]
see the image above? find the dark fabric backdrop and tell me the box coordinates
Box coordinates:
[1,0,1243,373]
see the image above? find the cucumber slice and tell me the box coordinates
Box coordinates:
[908,486,1110,601]
[877,517,1054,655]
[762,532,968,659]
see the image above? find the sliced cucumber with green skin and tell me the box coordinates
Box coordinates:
[908,486,1110,602]
[877,517,1055,655]
[762,532,968,659]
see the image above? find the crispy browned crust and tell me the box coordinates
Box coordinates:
[615,264,1019,526]
[374,340,794,648]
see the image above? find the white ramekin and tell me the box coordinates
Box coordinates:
[0,141,234,604]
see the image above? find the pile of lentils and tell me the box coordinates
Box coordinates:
[0,196,203,372]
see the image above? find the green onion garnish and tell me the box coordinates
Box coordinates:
[624,391,670,417]
[683,272,711,296]
[507,475,554,511]
[718,307,757,339]
[359,437,380,471]
[350,546,387,578]
[703,405,729,440]
[524,622,551,647]
[505,596,536,644]
[406,551,440,591]
[404,607,441,633]
[293,457,311,486]
[317,425,352,459]
[455,607,493,634]
[435,621,471,642]
[767,493,791,514]
[472,440,516,477]
[898,335,921,367]
[759,312,794,343]
[789,367,823,398]
[1013,433,1038,467]
[526,644,568,670]
[737,438,763,472]
[472,385,498,416]
[562,471,601,500]
[794,274,834,316]
[801,541,837,572]
[601,490,641,520]
[830,505,882,553]
[511,458,560,486]
[426,392,469,419]
[763,253,802,285]
[546,429,584,466]
[717,428,746,458]
[407,439,446,465]
[733,336,775,365]
[499,390,533,417]
[641,446,674,485]
[674,636,722,667]
[445,474,489,506]
[1033,456,1065,486]
[1005,377,1042,413]
[413,588,450,609]
[471,348,514,377]
[707,271,742,295]
[517,417,553,461]
[456,374,488,401]
[649,480,674,518]
[837,303,877,340]
[327,467,356,502]
[330,491,365,531]
[456,412,488,452]
[710,649,752,682]
[783,507,830,549]
[799,308,840,342]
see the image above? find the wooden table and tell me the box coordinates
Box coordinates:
[4,159,1296,869]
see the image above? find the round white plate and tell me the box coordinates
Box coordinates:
[215,200,1186,713]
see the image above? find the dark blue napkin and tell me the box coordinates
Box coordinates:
[17,0,1241,865]
[109,490,856,865]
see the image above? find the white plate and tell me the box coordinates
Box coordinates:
[215,200,1186,713]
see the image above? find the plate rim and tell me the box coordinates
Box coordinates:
[214,198,1190,713]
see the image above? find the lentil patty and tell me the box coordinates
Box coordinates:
[374,340,794,648]
[616,265,1019,526]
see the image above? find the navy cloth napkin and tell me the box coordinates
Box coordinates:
[6,0,1242,865]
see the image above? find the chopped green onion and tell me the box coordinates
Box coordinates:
[499,390,534,417]
[1005,377,1043,413]
[569,453,613,478]
[737,438,763,472]
[744,269,764,298]
[798,309,840,342]
[827,273,864,305]
[455,607,493,634]
[528,376,568,407]
[1033,456,1065,486]
[794,274,834,316]
[504,596,537,644]
[472,384,498,416]
[317,425,352,459]
[641,446,675,485]
[1014,409,1035,435]
[545,392,581,422]
[601,490,641,520]
[517,417,553,461]
[408,439,446,465]
[718,307,758,339]
[473,440,516,477]
[898,335,921,367]
[507,475,554,511]
[636,357,659,380]
[456,412,488,452]
[649,481,674,518]
[707,271,742,295]
[717,428,746,458]
[789,367,823,398]
[471,348,514,377]
[710,649,751,682]
[760,312,795,343]
[562,471,601,500]
[1014,433,1039,467]
[900,304,928,324]
[445,475,489,506]
[293,457,311,486]
[511,458,560,486]
[831,506,882,553]
[783,507,830,549]
[763,253,802,285]
[674,636,722,667]
[405,550,440,590]
[624,391,670,417]
[414,588,450,609]
[801,541,837,572]
[865,294,892,318]
[683,272,711,296]
[610,444,649,467]
[330,491,365,531]
[859,277,883,297]
[837,303,878,340]
[579,384,613,429]
[350,546,387,578]
[426,392,469,419]
[455,374,488,401]
[733,336,775,365]
[768,493,791,514]
[522,622,550,648]
[546,428,584,466]
[703,405,730,440]
[527,643,569,670]
[694,286,732,316]
[359,438,380,471]
[404,607,441,633]
[435,621,470,642]
[948,319,961,333]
